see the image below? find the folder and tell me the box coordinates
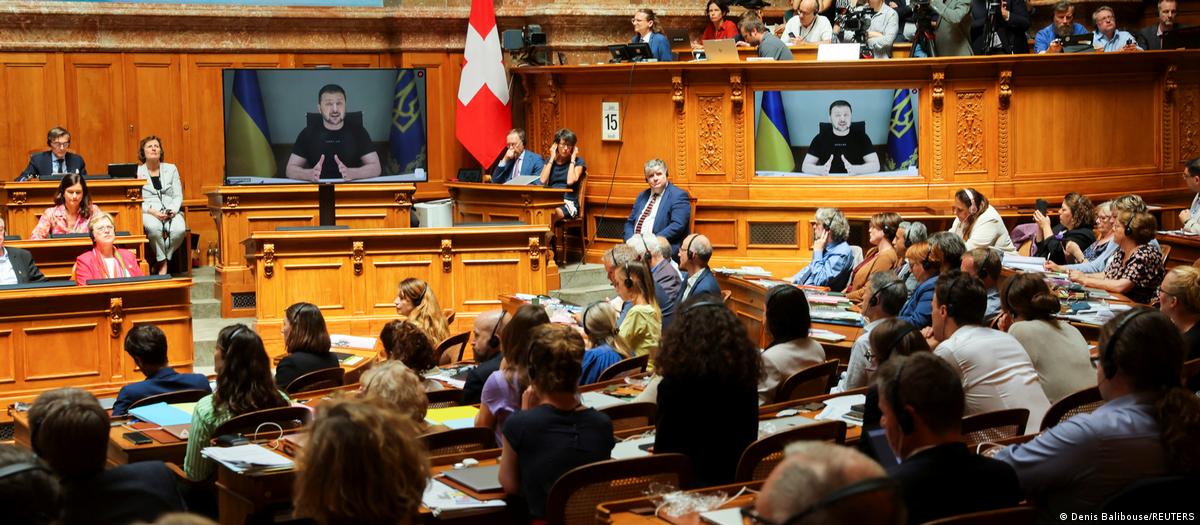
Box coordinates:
[128,402,193,427]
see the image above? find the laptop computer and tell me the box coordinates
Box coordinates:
[503,174,541,186]
[441,464,503,493]
[702,39,740,63]
[1061,33,1095,53]
[457,168,483,183]
[107,163,138,178]
[666,28,689,46]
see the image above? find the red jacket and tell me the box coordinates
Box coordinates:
[75,248,143,285]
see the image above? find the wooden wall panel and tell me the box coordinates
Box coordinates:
[295,54,381,69]
[0,54,62,178]
[22,322,104,383]
[0,329,13,384]
[124,54,184,169]
[399,52,465,200]
[64,54,126,173]
[558,88,677,184]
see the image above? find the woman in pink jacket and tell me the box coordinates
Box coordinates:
[74,212,143,285]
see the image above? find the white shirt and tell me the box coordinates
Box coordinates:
[633,190,664,235]
[0,248,17,285]
[783,14,833,44]
[682,266,707,299]
[758,337,827,403]
[950,205,1017,253]
[934,325,1050,433]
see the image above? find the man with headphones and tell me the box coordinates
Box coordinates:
[623,158,692,258]
[752,441,903,524]
[876,353,1021,524]
[960,247,1003,325]
[678,233,722,300]
[929,271,1049,433]
[841,272,908,391]
[17,127,88,181]
[461,309,507,406]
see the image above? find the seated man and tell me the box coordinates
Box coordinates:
[0,444,61,524]
[801,101,881,176]
[678,233,721,301]
[753,441,905,524]
[490,128,544,184]
[285,84,381,181]
[627,233,682,328]
[28,388,185,524]
[791,207,854,289]
[1140,0,1178,51]
[782,0,833,44]
[624,158,692,257]
[112,324,211,416]
[877,352,1022,524]
[0,217,46,285]
[461,310,507,405]
[739,16,794,60]
[960,247,1002,324]
[1035,1,1089,53]
[841,272,908,391]
[1092,6,1141,52]
[539,128,585,224]
[17,127,87,181]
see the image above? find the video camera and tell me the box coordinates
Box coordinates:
[834,2,875,57]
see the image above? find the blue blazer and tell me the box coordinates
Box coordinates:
[17,151,87,181]
[898,275,939,329]
[681,268,722,301]
[624,183,692,256]
[632,32,674,62]
[112,367,211,416]
[492,151,545,184]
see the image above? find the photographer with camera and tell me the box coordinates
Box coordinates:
[831,0,898,58]
[971,0,1029,54]
[1034,1,1088,53]
[911,0,973,56]
[1092,6,1142,52]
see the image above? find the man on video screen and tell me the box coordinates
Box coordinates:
[286,84,381,181]
[801,100,881,176]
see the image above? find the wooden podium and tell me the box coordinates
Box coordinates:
[7,235,151,280]
[0,178,146,239]
[445,181,567,227]
[206,183,415,317]
[718,273,859,363]
[241,224,551,355]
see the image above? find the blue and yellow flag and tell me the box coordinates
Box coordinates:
[755,91,795,172]
[389,69,427,175]
[225,70,277,178]
[886,88,918,170]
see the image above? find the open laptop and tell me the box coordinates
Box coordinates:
[503,174,541,185]
[701,39,740,63]
[1061,33,1095,53]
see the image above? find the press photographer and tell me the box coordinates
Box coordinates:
[970,0,1029,54]
[833,0,899,58]
[1033,1,1089,54]
[911,0,973,56]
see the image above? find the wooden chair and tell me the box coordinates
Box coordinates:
[922,506,1037,525]
[1039,385,1103,431]
[545,453,692,525]
[734,420,847,482]
[284,366,345,395]
[442,307,456,326]
[1185,358,1200,391]
[426,388,464,409]
[774,359,840,403]
[720,289,732,304]
[127,388,210,411]
[1160,244,1172,267]
[435,330,471,364]
[554,174,587,265]
[597,401,656,432]
[421,426,497,456]
[1017,240,1034,257]
[211,405,312,440]
[596,354,649,382]
[961,408,1029,448]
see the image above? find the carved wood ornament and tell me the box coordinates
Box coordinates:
[352,241,364,275]
[264,243,275,278]
[529,236,542,271]
[441,239,453,272]
[109,298,124,338]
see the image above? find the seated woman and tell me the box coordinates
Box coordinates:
[184,324,290,481]
[998,273,1094,404]
[950,188,1016,253]
[393,277,450,349]
[539,128,586,225]
[30,173,103,240]
[500,324,615,521]
[630,8,673,62]
[614,260,662,357]
[1048,201,1116,272]
[791,208,854,289]
[475,304,550,439]
[993,309,1200,518]
[655,296,760,487]
[378,319,443,391]
[578,301,631,385]
[294,398,428,525]
[757,285,825,403]
[700,0,741,42]
[846,211,903,302]
[1159,266,1200,361]
[360,360,448,434]
[137,136,187,275]
[860,318,931,429]
[74,212,144,285]
[896,221,929,292]
[1033,192,1095,265]
[1070,210,1164,304]
[896,240,941,328]
[274,302,339,389]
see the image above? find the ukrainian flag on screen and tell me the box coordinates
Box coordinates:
[389,70,427,174]
[886,88,918,170]
[226,70,277,178]
[755,91,795,172]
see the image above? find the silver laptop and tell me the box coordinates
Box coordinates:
[503,174,541,186]
[702,39,741,63]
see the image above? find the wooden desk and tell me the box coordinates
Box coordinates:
[1,179,146,239]
[733,42,912,60]
[7,235,150,280]
[446,182,568,228]
[242,225,551,356]
[1158,232,1200,268]
[719,273,859,363]
[597,481,761,525]
[0,278,194,422]
[206,183,416,317]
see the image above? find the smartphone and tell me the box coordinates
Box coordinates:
[637,443,655,453]
[122,431,153,445]
[1035,199,1049,216]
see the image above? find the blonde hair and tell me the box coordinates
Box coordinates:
[581,302,631,358]
[360,360,430,425]
[397,278,450,347]
[1165,266,1200,314]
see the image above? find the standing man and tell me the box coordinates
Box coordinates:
[926,0,974,56]
[739,16,794,60]
[1179,157,1200,233]
[1140,0,1179,50]
[1034,1,1089,53]
[678,233,721,301]
[624,158,692,257]
[0,217,46,285]
[17,127,87,181]
[971,0,1030,54]
[286,84,382,181]
[1092,6,1142,52]
[491,128,544,184]
[801,101,881,176]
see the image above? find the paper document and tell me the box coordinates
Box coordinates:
[816,394,866,427]
[426,406,479,430]
[758,415,820,437]
[330,334,377,350]
[809,329,846,342]
[1002,254,1047,273]
[423,479,506,517]
[581,391,626,410]
[201,444,294,473]
[611,434,655,460]
[699,508,745,525]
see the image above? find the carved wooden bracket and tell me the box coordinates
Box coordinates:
[226,195,240,208]
[729,73,744,109]
[393,192,411,206]
[521,193,533,207]
[546,74,559,109]
[10,191,26,205]
[1166,65,1178,102]
[125,188,141,201]
[109,297,124,338]
[529,236,542,271]
[998,70,1013,110]
[932,71,945,112]
[352,241,364,276]
[440,239,453,273]
[264,243,275,278]
[672,74,684,108]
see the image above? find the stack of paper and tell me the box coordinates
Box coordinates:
[422,479,506,517]
[329,334,377,349]
[581,391,626,410]
[201,444,294,474]
[426,406,479,430]
[1002,254,1047,273]
[815,394,866,427]
[714,266,773,277]
[809,328,847,342]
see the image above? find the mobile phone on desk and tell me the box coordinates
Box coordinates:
[637,443,655,453]
[123,431,153,445]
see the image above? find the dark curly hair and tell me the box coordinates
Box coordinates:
[214,324,288,416]
[655,295,761,386]
[379,319,438,373]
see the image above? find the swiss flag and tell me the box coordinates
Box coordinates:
[456,0,511,166]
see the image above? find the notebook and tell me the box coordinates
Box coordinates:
[441,464,503,493]
[128,402,192,427]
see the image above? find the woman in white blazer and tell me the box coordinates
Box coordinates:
[138,136,187,274]
[950,187,1016,253]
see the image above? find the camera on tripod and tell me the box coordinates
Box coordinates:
[835,5,875,47]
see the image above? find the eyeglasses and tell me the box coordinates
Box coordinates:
[93,225,115,233]
[51,141,70,148]
[1159,286,1175,297]
[1096,15,1115,22]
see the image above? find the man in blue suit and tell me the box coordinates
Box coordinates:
[491,128,544,184]
[678,233,722,301]
[624,158,692,257]
[17,127,87,181]
[112,324,210,416]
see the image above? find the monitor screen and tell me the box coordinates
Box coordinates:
[222,68,428,185]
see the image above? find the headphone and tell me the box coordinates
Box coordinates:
[487,311,506,349]
[975,257,990,281]
[867,280,904,309]
[881,222,895,241]
[684,299,725,315]
[920,250,936,271]
[684,234,697,260]
[1123,212,1136,237]
[622,262,635,289]
[962,188,978,215]
[940,277,962,317]
[635,235,653,264]
[889,357,915,435]
[1101,308,1150,379]
[0,462,50,480]
[412,284,426,307]
[777,477,900,525]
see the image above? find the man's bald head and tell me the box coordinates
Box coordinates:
[678,233,713,271]
[755,442,904,524]
[471,310,506,359]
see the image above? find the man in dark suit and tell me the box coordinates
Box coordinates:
[877,352,1022,524]
[624,158,692,257]
[112,324,211,416]
[1140,0,1178,50]
[628,233,683,327]
[17,127,87,181]
[678,234,722,301]
[490,128,545,184]
[462,310,506,405]
[971,0,1030,54]
[0,218,46,285]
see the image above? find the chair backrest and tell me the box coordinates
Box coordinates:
[1017,240,1034,257]
[420,426,498,457]
[597,401,656,432]
[774,359,840,403]
[435,331,472,363]
[1160,244,1172,268]
[961,408,1029,448]
[545,453,693,525]
[596,354,649,382]
[443,307,456,326]
[734,420,847,482]
[921,506,1037,525]
[426,387,465,409]
[720,289,732,304]
[211,405,313,440]
[127,388,210,411]
[284,366,345,395]
[1185,358,1200,391]
[1101,475,1200,513]
[850,245,864,269]
[1040,385,1103,431]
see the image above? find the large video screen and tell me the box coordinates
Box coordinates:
[753,88,920,178]
[222,68,427,184]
